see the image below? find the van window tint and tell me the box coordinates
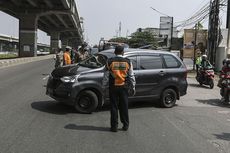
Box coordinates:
[128,56,137,70]
[140,55,163,69]
[163,55,180,68]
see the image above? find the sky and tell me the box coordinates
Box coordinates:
[0,0,227,45]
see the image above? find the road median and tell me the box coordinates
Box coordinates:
[0,54,54,68]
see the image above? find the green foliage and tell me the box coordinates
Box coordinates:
[128,31,157,48]
[197,22,203,30]
[0,54,18,59]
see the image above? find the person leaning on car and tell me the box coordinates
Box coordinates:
[102,45,136,132]
[63,46,71,65]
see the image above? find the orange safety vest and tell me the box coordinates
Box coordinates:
[108,57,130,86]
[63,52,71,65]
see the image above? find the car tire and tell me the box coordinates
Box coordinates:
[75,90,98,114]
[160,88,177,108]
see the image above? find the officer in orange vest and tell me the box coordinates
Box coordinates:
[103,45,136,132]
[63,46,71,65]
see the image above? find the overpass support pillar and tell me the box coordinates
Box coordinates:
[50,32,60,54]
[61,39,69,49]
[19,14,38,57]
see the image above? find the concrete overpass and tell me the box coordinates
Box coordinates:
[0,34,50,54]
[0,0,83,57]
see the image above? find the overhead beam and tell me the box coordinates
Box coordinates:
[56,14,68,28]
[61,0,70,9]
[43,0,53,8]
[10,0,20,6]
[38,10,71,17]
[26,0,37,7]
[46,15,59,27]
[39,18,49,26]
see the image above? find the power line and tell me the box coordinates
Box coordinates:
[176,0,227,29]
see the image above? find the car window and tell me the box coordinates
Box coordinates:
[78,54,106,68]
[163,55,181,68]
[140,55,163,70]
[127,56,137,70]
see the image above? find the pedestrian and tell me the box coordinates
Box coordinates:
[78,47,89,62]
[63,46,71,65]
[102,45,136,132]
[195,51,202,74]
[54,48,63,68]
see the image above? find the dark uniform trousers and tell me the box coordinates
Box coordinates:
[109,86,129,128]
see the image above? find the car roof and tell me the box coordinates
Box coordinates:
[98,48,176,57]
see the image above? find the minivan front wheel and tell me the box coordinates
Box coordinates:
[75,90,98,114]
[160,88,177,108]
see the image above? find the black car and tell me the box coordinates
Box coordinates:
[46,49,188,113]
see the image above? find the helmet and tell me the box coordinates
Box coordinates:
[84,47,89,51]
[226,59,230,68]
[223,59,228,65]
[202,54,207,61]
[65,46,71,51]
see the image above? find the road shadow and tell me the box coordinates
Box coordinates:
[31,101,76,115]
[189,83,211,89]
[213,133,230,141]
[99,100,162,112]
[31,100,172,115]
[64,123,110,132]
[196,99,230,108]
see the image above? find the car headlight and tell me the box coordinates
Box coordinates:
[60,75,80,83]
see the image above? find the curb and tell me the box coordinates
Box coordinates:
[0,54,54,68]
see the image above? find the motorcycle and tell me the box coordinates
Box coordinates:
[220,72,230,104]
[196,68,214,89]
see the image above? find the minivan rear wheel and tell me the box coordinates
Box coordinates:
[160,88,177,108]
[75,90,98,114]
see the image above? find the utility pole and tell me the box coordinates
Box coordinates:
[126,30,129,38]
[193,23,198,70]
[170,17,173,51]
[226,0,230,57]
[119,22,122,37]
[207,0,219,65]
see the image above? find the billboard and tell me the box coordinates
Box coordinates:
[160,16,173,48]
[183,29,207,58]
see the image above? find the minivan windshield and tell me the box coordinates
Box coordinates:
[78,54,107,68]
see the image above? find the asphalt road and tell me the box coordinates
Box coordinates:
[0,59,229,153]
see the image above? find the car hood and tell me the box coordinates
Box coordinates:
[51,64,95,78]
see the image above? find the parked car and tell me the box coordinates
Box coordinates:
[46,48,188,113]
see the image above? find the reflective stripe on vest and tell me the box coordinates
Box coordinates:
[109,61,130,86]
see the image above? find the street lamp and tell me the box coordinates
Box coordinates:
[150,7,173,51]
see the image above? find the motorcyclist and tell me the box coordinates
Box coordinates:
[199,54,213,81]
[195,51,202,74]
[200,55,212,70]
[218,58,230,87]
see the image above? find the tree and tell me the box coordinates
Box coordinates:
[197,22,203,30]
[128,31,157,48]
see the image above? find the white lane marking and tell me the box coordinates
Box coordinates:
[43,75,49,80]
[217,111,230,114]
